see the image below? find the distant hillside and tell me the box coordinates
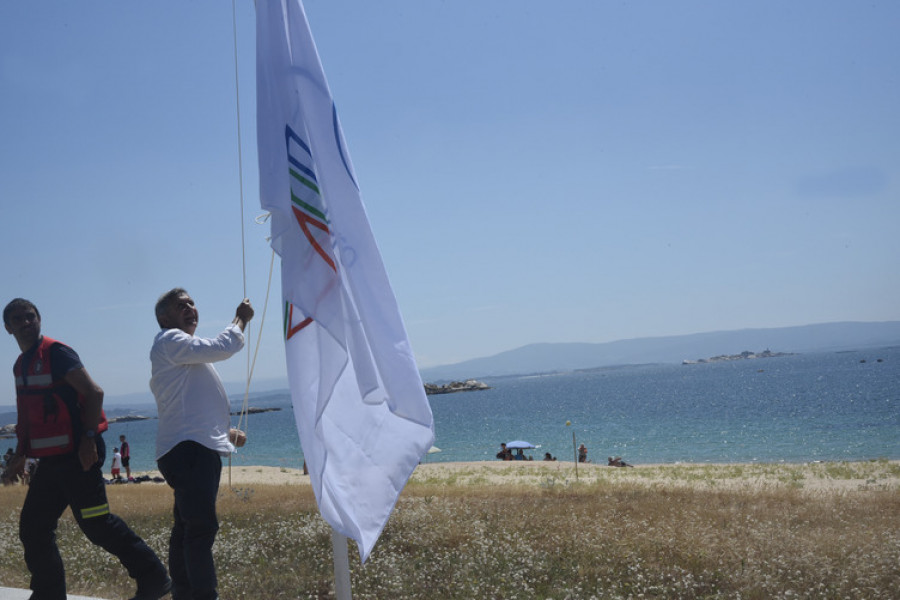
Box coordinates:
[419,321,900,382]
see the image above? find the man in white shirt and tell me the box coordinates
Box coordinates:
[150,288,253,600]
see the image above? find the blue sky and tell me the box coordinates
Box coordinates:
[1,1,898,399]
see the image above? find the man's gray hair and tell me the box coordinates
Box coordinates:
[155,288,189,328]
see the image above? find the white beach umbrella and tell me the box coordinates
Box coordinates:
[422,446,442,463]
[506,440,536,449]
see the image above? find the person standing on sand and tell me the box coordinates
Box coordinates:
[578,443,588,463]
[120,434,132,481]
[111,447,123,481]
[1,298,171,600]
[150,288,253,600]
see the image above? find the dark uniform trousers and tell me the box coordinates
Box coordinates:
[157,441,222,600]
[19,435,165,600]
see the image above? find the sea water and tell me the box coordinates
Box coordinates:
[103,347,899,474]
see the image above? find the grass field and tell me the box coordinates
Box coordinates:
[1,460,898,599]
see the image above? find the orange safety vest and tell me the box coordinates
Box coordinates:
[14,336,107,457]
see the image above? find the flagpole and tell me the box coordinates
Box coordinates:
[331,529,353,600]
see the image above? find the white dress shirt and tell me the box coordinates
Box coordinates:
[150,325,245,460]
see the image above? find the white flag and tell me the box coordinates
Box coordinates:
[256,0,435,562]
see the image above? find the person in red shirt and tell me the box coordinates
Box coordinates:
[120,434,132,481]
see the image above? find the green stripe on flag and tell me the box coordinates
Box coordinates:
[289,167,320,195]
[291,190,328,223]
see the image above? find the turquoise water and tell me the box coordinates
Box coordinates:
[104,347,899,474]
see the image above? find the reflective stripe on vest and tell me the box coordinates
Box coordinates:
[15,373,52,387]
[30,434,71,450]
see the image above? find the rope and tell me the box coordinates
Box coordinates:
[235,248,277,435]
[227,1,277,487]
[230,0,248,487]
[232,0,248,298]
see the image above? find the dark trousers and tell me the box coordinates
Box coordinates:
[157,441,222,600]
[20,435,166,600]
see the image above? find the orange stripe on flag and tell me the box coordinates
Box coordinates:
[292,206,336,272]
[286,303,313,340]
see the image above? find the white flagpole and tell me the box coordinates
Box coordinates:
[331,528,352,600]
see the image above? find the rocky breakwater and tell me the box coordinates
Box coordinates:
[424,379,491,395]
[108,415,152,423]
[230,407,282,416]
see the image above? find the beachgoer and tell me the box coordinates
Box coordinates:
[496,443,512,461]
[543,452,557,461]
[578,443,588,463]
[111,447,123,481]
[120,434,132,481]
[608,456,633,468]
[2,448,22,483]
[515,449,526,461]
[150,288,253,600]
[1,297,171,600]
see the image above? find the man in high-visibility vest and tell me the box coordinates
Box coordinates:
[2,297,172,600]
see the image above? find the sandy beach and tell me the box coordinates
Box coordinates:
[410,459,900,493]
[132,458,900,493]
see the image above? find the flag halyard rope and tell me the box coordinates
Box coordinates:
[228,0,277,489]
[230,0,262,486]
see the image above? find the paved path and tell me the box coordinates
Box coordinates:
[0,587,105,600]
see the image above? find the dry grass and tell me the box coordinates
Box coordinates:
[1,461,898,599]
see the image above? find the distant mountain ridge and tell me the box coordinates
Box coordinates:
[419,321,900,382]
[5,322,894,410]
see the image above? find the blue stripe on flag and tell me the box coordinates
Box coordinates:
[333,104,358,191]
[285,126,318,184]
